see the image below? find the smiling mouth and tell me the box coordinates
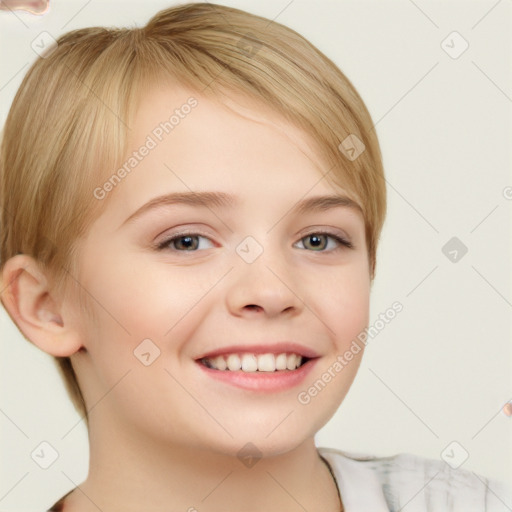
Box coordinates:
[198,353,310,372]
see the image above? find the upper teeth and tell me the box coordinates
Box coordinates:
[202,353,303,372]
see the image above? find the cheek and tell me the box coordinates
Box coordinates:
[79,251,175,332]
[313,261,371,350]
[294,267,369,431]
[335,284,370,350]
[76,252,221,366]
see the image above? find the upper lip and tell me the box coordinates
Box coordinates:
[195,342,321,360]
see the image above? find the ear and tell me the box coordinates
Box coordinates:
[0,254,84,357]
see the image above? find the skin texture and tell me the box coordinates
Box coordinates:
[2,85,371,511]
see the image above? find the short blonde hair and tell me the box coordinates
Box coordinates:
[0,2,386,421]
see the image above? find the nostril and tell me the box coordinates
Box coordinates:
[245,304,262,311]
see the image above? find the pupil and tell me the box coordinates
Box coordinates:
[308,235,325,250]
[179,236,197,250]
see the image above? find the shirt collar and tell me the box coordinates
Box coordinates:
[318,447,390,512]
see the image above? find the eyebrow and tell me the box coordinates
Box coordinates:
[121,191,361,227]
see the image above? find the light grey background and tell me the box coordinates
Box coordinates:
[1,0,511,510]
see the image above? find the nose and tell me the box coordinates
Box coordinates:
[225,252,303,319]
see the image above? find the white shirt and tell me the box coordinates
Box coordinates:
[319,447,512,512]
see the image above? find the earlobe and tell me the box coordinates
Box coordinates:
[1,254,83,357]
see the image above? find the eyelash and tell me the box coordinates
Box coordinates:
[156,230,354,252]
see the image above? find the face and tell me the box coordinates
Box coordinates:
[69,84,370,457]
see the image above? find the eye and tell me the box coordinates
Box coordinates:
[295,232,353,252]
[155,230,352,253]
[157,233,215,251]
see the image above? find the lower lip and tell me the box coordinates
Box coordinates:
[196,358,318,392]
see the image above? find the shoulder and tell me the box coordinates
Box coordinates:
[47,499,63,512]
[47,488,74,511]
[319,447,512,512]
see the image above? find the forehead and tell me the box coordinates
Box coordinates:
[95,83,363,226]
[131,83,327,168]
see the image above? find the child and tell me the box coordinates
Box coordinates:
[0,3,510,511]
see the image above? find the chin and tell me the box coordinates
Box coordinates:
[201,432,310,461]
[191,406,333,460]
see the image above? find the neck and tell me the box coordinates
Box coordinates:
[64,413,341,512]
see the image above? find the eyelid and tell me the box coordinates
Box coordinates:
[154,229,216,250]
[299,226,350,239]
[298,226,353,244]
[295,230,354,250]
